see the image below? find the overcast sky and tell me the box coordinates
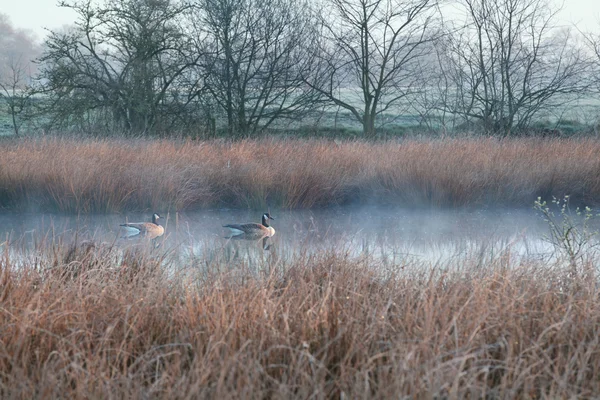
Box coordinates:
[2,0,600,41]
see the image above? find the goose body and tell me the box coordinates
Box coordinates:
[224,213,275,237]
[120,213,164,238]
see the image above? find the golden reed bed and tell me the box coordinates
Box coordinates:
[0,243,599,398]
[0,136,599,212]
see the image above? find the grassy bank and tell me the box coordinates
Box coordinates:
[0,240,599,398]
[0,136,599,212]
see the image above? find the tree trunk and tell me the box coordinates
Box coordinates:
[363,113,376,138]
[9,103,19,137]
[11,113,19,136]
[237,106,248,137]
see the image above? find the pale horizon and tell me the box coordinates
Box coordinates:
[2,0,600,42]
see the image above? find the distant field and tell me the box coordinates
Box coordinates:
[0,136,599,212]
[2,92,599,138]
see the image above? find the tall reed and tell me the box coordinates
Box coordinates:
[0,239,599,398]
[0,136,599,212]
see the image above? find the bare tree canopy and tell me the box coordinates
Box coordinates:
[434,0,591,136]
[583,23,600,93]
[36,0,197,134]
[193,0,320,136]
[305,0,439,138]
[3,0,598,138]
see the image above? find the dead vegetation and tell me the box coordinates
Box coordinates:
[0,136,599,212]
[0,238,599,398]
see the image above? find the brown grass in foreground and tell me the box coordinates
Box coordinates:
[1,243,600,398]
[0,136,599,212]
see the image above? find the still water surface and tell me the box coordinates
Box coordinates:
[0,207,560,267]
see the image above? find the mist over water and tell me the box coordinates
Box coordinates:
[0,206,564,268]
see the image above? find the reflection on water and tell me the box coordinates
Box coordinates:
[0,207,569,269]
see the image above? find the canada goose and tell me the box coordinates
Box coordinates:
[223,213,275,237]
[120,213,165,238]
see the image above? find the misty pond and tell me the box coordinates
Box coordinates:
[0,207,573,270]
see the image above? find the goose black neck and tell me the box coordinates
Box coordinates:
[262,215,270,227]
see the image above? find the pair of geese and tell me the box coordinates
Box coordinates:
[120,212,276,238]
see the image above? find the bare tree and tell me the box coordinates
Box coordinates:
[192,0,320,136]
[0,14,40,136]
[436,0,590,136]
[37,0,197,134]
[0,58,33,136]
[305,0,438,138]
[582,24,600,134]
[407,38,458,136]
[583,24,600,90]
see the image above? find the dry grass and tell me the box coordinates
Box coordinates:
[0,136,599,212]
[1,240,600,398]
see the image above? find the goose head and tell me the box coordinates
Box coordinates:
[262,213,275,227]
